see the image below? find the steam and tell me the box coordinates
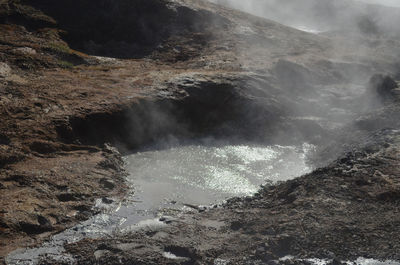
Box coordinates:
[205,0,400,164]
[210,0,400,36]
[358,0,400,7]
[113,0,400,155]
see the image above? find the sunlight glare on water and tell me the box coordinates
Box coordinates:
[124,142,315,207]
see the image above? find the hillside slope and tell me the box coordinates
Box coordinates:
[1,0,400,264]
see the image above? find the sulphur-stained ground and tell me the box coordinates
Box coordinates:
[1,0,400,264]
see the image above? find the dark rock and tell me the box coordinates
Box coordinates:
[0,153,24,168]
[357,15,380,36]
[264,227,276,236]
[269,235,295,257]
[230,221,243,231]
[376,190,400,202]
[57,193,79,202]
[76,211,92,221]
[101,197,114,204]
[99,178,116,190]
[19,215,53,234]
[164,245,196,261]
[0,218,9,228]
[0,133,10,145]
[369,74,398,101]
[329,258,346,265]
[29,141,59,154]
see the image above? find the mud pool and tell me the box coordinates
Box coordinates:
[7,141,315,264]
[122,142,315,220]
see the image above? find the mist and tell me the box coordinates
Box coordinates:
[210,0,400,35]
[358,0,400,7]
[205,0,400,167]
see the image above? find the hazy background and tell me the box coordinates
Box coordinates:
[210,0,400,36]
[358,0,400,7]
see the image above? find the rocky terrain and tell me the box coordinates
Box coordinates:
[0,0,400,264]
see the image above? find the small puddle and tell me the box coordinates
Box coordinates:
[7,140,315,264]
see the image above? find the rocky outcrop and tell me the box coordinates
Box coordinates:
[369,74,398,102]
